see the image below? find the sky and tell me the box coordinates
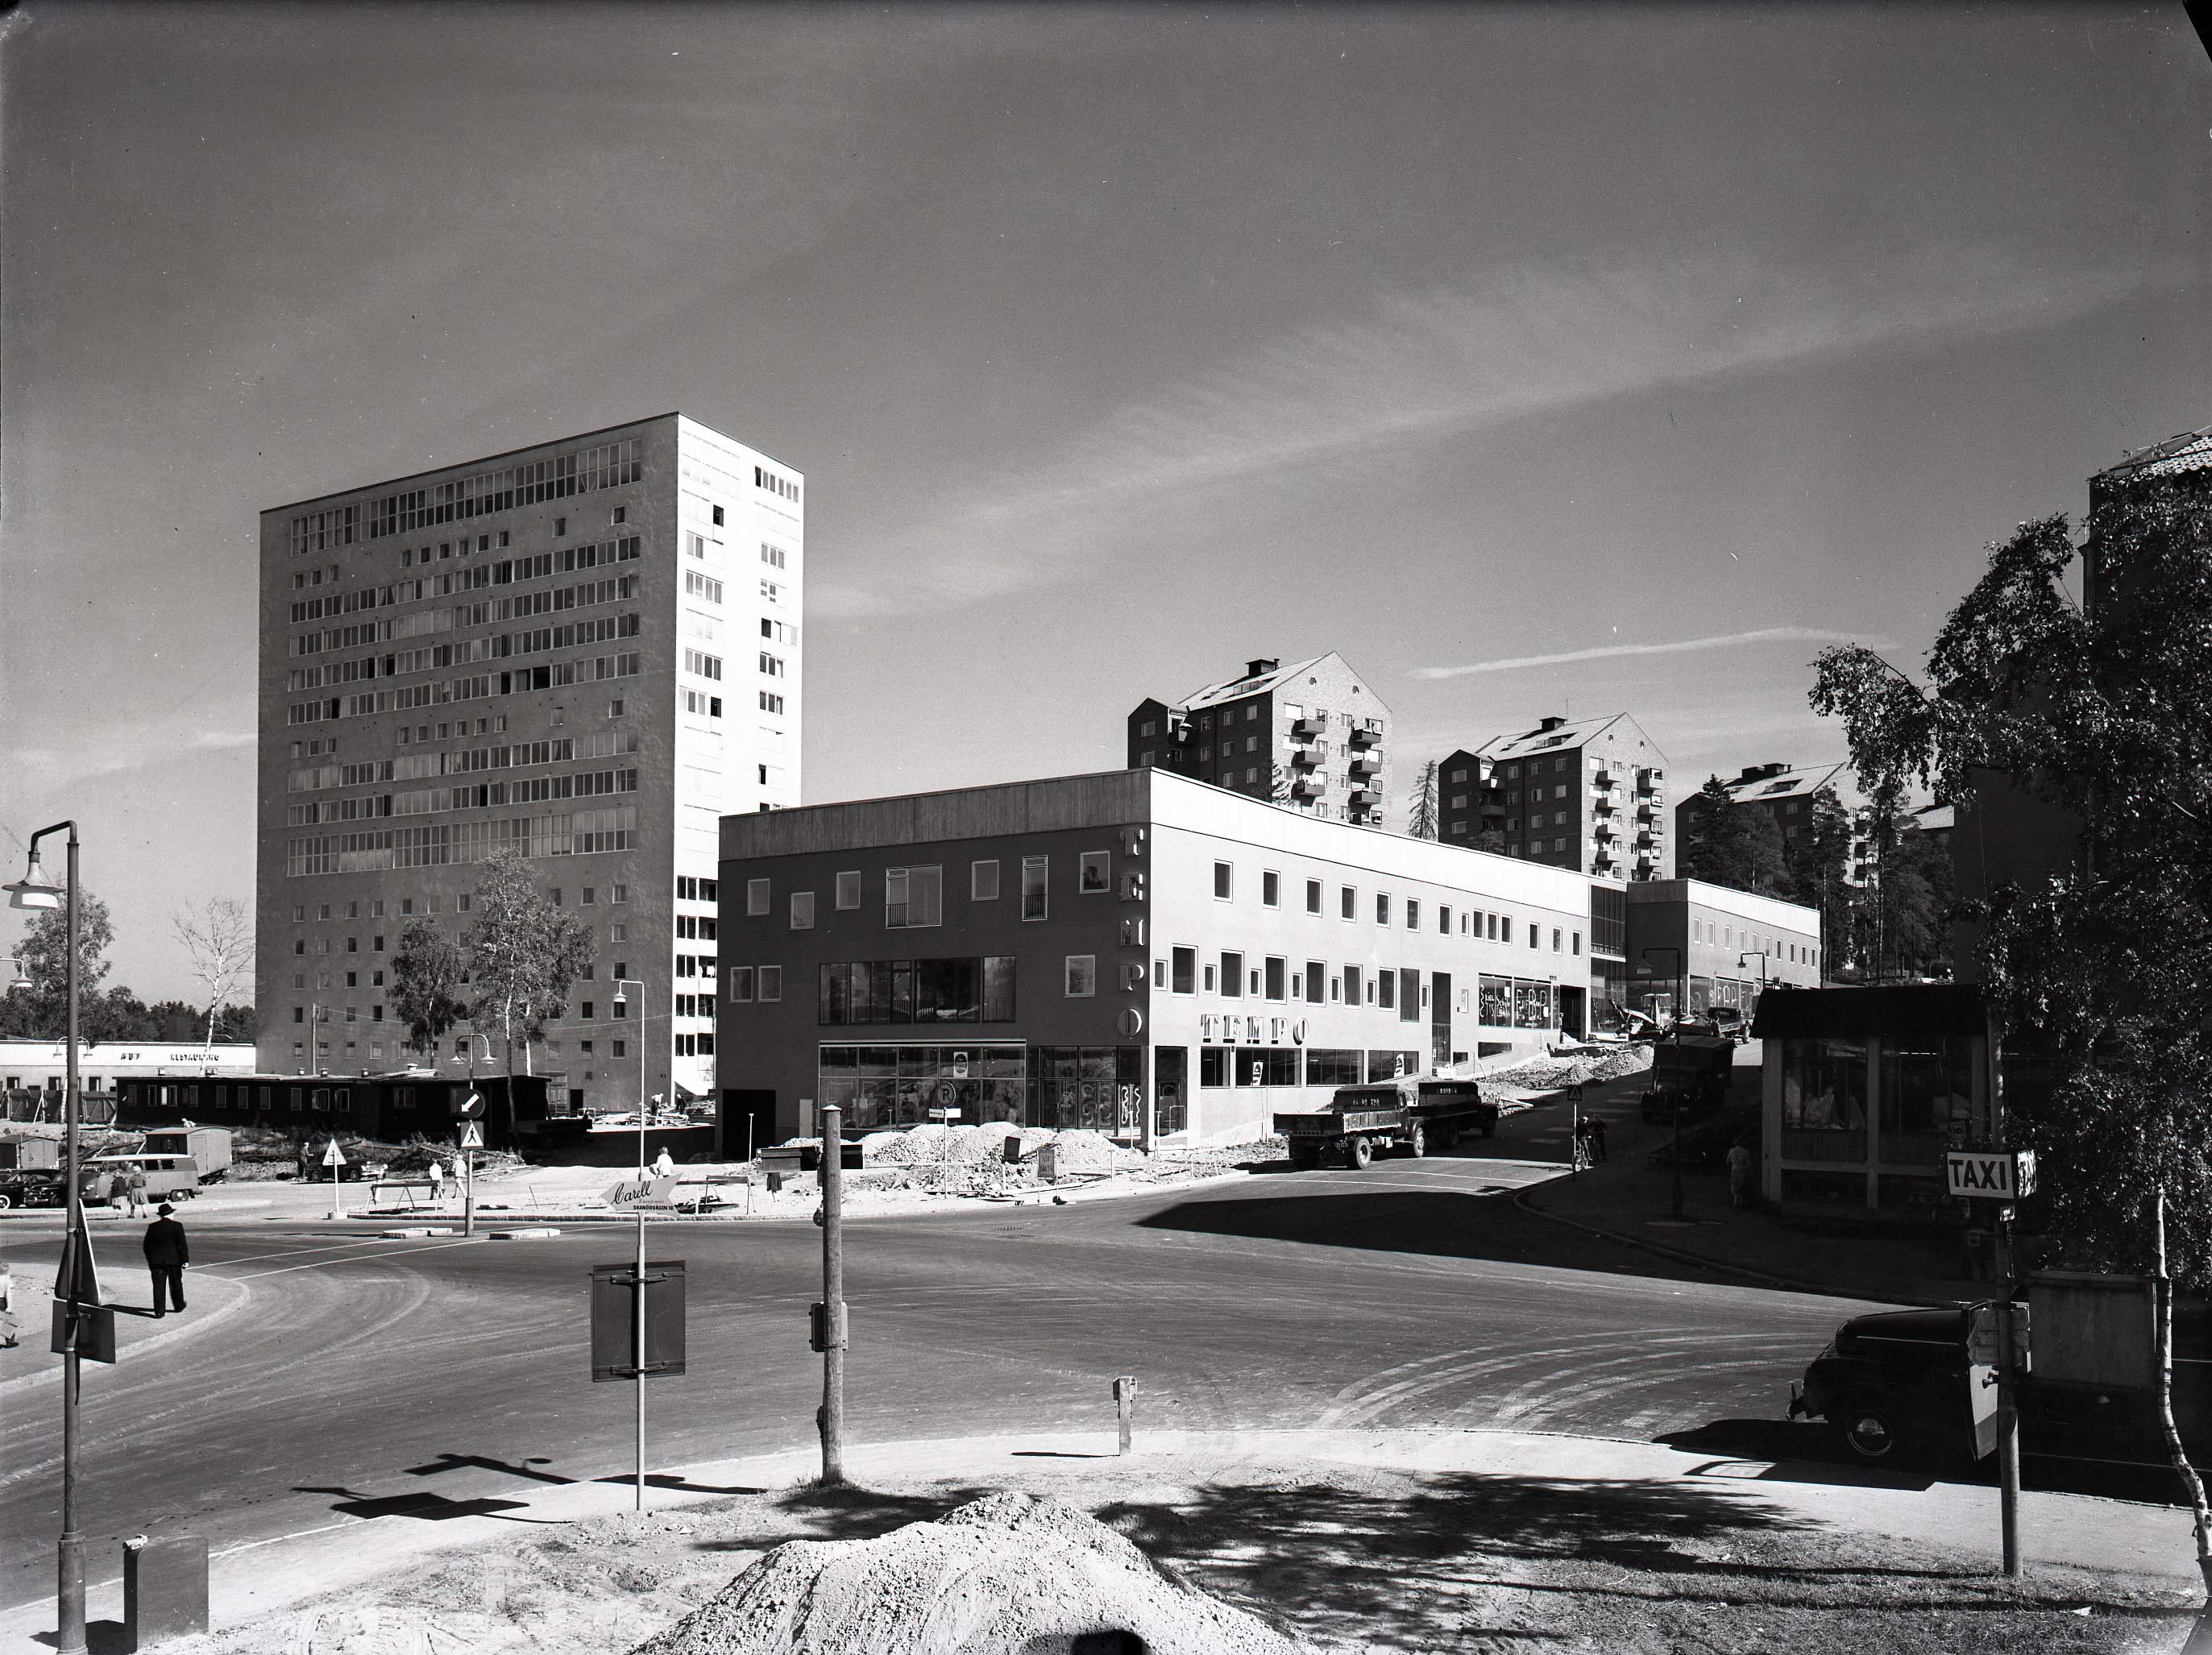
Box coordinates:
[2,2,2206,1002]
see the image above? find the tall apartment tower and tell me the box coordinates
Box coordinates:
[256,414,803,1113]
[1127,653,1392,828]
[1447,713,1672,880]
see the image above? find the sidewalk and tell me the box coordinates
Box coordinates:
[0,1425,2194,1654]
[1515,1066,1983,1305]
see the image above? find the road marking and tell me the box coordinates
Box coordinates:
[222,1238,488,1280]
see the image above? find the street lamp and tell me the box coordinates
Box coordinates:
[8,823,85,1655]
[1738,950,1770,1019]
[609,978,661,1514]
[1641,945,1687,1222]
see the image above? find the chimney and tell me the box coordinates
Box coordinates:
[1538,716,1567,732]
[1244,657,1278,680]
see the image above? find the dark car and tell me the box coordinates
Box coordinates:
[1791,1300,2212,1470]
[0,1169,74,1210]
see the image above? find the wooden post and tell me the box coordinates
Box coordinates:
[1114,1375,1135,1455]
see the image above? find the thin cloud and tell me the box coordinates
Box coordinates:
[1409,627,1890,681]
[817,243,2179,618]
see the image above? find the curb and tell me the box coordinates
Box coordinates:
[1510,1184,1944,1307]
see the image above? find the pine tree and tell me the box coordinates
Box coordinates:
[1407,760,1440,839]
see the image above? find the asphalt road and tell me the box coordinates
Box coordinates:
[0,1106,1874,1618]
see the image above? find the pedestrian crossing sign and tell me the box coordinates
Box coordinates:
[321,1139,347,1168]
[459,1121,484,1149]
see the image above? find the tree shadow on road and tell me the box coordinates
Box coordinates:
[688,1480,997,1552]
[1137,1188,1747,1288]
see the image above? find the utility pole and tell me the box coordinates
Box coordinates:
[818,1102,846,1484]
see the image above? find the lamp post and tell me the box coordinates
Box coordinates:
[1738,950,1770,1021]
[9,823,85,1655]
[1641,945,1686,1221]
[611,978,658,1514]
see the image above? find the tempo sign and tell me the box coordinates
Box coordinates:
[1947,1148,2036,1201]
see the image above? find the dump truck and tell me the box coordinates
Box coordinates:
[1638,1035,1738,1123]
[86,1126,234,1202]
[1274,1076,1500,1170]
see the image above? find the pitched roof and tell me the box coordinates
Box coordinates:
[1717,762,1845,806]
[2095,423,2212,484]
[1474,713,1628,761]
[1171,653,1338,713]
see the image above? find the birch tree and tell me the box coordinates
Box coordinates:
[172,897,252,1056]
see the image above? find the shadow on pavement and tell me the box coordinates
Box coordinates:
[1137,1188,1748,1288]
[294,1484,537,1522]
[690,1482,996,1552]
[30,1620,127,1653]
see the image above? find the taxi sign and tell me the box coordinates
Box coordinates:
[321,1139,348,1168]
[459,1121,485,1149]
[1947,1148,2035,1201]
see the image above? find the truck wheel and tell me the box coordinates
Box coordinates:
[1405,1123,1426,1159]
[1348,1135,1372,1170]
[1836,1397,1912,1466]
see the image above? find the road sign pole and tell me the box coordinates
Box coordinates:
[1997,1209,2022,1578]
[634,1191,647,1512]
[820,1102,845,1486]
[463,1147,474,1238]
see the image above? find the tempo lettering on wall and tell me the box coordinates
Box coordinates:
[1945,1149,2036,1201]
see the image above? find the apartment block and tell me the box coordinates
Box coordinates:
[1675,761,1847,856]
[716,769,1621,1149]
[1127,653,1392,828]
[255,413,803,1112]
[1451,715,1673,880]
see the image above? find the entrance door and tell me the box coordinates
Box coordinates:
[1430,973,1452,1072]
[1557,987,1587,1041]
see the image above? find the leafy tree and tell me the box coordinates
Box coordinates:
[144,999,201,1040]
[211,1002,256,1043]
[1849,774,1953,981]
[1472,827,1507,854]
[463,849,596,1114]
[9,887,115,1039]
[390,918,467,1058]
[84,985,156,1043]
[173,896,253,1055]
[1783,785,1854,981]
[1680,776,1794,897]
[1810,500,2212,1287]
[1406,760,1440,840]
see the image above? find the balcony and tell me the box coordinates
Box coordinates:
[1592,798,1615,818]
[1168,720,1193,745]
[1635,802,1657,823]
[1289,743,1321,770]
[1290,715,1324,740]
[1347,754,1380,779]
[1636,769,1665,796]
[1594,822,1617,842]
[1292,774,1328,799]
[1348,724,1382,749]
[1592,769,1616,790]
[1348,787,1380,809]
[1635,830,1657,849]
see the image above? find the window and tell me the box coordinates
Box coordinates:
[757,691,784,714]
[1305,878,1322,915]
[729,967,755,1002]
[1065,955,1097,997]
[758,653,786,677]
[1344,964,1363,1005]
[1214,861,1233,901]
[1021,856,1048,921]
[712,504,725,526]
[1529,924,1541,949]
[1553,927,1563,952]
[1172,947,1196,993]
[1341,886,1355,920]
[761,543,787,569]
[1405,899,1420,931]
[1263,869,1280,907]
[1080,851,1111,894]
[1376,892,1391,926]
[1572,931,1583,956]
[836,871,861,910]
[791,892,815,930]
[1220,951,1243,998]
[760,966,782,1002]
[1378,969,1396,1010]
[1400,968,1421,1023]
[1264,956,1286,1000]
[1204,963,1218,992]
[972,860,1000,901]
[886,865,943,928]
[683,649,723,680]
[747,878,770,916]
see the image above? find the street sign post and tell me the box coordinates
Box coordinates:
[322,1138,347,1221]
[50,1212,115,1367]
[1949,1145,2031,1578]
[459,1091,484,1237]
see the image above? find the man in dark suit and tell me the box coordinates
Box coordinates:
[143,1203,189,1317]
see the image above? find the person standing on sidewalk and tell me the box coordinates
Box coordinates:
[1587,1115,1608,1164]
[123,1163,147,1218]
[427,1155,446,1202]
[143,1203,189,1317]
[1726,1138,1754,1208]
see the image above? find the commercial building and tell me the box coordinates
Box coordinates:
[1127,653,1392,828]
[1674,761,1846,857]
[1621,878,1824,1022]
[716,768,1614,1149]
[1450,714,1674,879]
[255,414,803,1112]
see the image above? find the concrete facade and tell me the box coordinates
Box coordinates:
[716,769,1606,1148]
[1127,653,1392,829]
[256,413,802,1111]
[1623,878,1824,1019]
[1453,714,1674,881]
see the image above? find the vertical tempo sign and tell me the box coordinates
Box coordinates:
[1947,1147,2035,1580]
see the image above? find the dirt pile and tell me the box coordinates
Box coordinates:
[631,1491,1309,1655]
[1488,1045,1652,1092]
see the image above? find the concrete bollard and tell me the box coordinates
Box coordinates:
[124,1534,208,1650]
[1113,1374,1135,1455]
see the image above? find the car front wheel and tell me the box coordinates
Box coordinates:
[1836,1397,1911,1465]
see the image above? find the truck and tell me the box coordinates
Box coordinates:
[86,1126,234,1203]
[1274,1076,1500,1170]
[1637,1035,1738,1123]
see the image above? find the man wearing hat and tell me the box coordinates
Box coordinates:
[142,1203,189,1317]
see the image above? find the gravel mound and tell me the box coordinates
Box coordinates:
[631,1491,1307,1655]
[1488,1044,1653,1091]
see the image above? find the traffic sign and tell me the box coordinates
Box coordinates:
[459,1121,484,1149]
[321,1139,348,1168]
[1947,1149,2035,1201]
[458,1091,486,1118]
[928,1106,960,1123]
[590,1260,687,1381]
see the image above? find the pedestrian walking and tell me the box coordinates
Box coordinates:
[0,1260,18,1349]
[427,1156,446,1201]
[1571,1115,1593,1172]
[123,1163,147,1217]
[653,1146,676,1180]
[1726,1139,1754,1209]
[296,1143,313,1183]
[1587,1115,1608,1164]
[143,1203,189,1317]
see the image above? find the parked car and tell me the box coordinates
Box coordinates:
[0,1168,71,1209]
